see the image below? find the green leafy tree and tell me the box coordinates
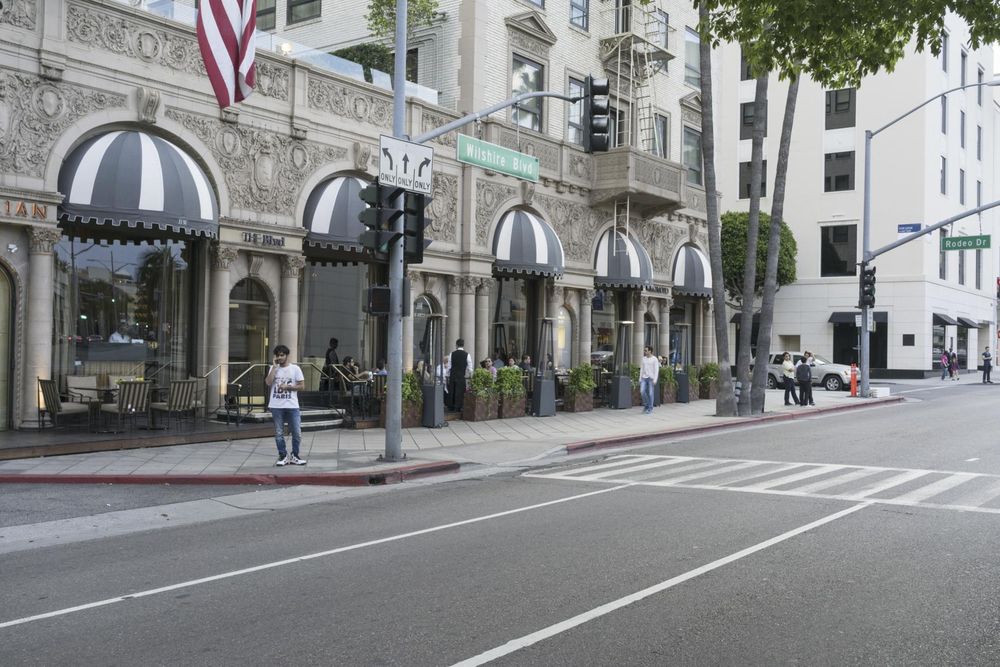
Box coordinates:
[366,0,439,38]
[720,211,796,304]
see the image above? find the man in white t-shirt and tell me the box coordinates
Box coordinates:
[266,344,307,466]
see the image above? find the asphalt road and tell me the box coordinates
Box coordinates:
[3,382,1000,665]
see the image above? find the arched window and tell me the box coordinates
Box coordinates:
[412,295,434,368]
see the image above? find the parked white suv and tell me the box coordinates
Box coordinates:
[765,352,852,392]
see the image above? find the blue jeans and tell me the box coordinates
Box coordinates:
[271,407,301,457]
[641,378,656,412]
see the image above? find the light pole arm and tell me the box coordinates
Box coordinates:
[410,92,581,145]
[871,80,1000,137]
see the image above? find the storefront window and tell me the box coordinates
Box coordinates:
[302,263,381,370]
[932,324,945,369]
[591,289,618,369]
[555,306,572,370]
[412,295,434,369]
[53,238,193,387]
[490,277,535,363]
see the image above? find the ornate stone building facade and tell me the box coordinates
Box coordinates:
[0,0,716,429]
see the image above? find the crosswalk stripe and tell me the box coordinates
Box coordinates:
[585,458,713,480]
[889,473,978,503]
[736,464,843,490]
[646,461,765,485]
[547,455,660,478]
[949,478,1000,508]
[790,468,884,494]
[841,470,930,500]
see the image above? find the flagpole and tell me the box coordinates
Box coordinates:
[385,0,408,461]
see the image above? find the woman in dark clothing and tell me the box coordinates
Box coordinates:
[949,351,959,380]
[320,337,339,390]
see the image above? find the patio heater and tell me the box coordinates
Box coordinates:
[609,320,633,409]
[421,314,446,428]
[532,317,556,416]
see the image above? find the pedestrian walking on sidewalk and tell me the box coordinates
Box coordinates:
[266,344,307,466]
[940,350,950,380]
[983,346,993,383]
[950,350,960,380]
[639,346,660,414]
[796,352,814,407]
[781,352,799,405]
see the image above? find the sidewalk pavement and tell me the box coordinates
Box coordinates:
[0,378,928,486]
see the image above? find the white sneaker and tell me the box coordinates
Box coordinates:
[275,455,290,467]
[289,454,307,466]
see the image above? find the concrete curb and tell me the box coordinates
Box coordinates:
[0,460,460,487]
[565,395,905,453]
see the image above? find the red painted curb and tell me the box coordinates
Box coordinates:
[565,396,904,453]
[0,461,461,487]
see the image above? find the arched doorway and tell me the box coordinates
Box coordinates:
[229,278,271,365]
[0,266,11,429]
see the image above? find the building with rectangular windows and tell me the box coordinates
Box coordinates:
[716,16,997,377]
[0,0,720,429]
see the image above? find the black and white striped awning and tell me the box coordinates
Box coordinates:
[58,130,218,240]
[594,228,653,289]
[492,209,564,277]
[302,175,369,257]
[672,243,712,297]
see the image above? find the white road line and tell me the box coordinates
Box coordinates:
[791,468,883,494]
[736,464,843,490]
[889,473,978,503]
[565,456,691,480]
[542,455,661,478]
[449,503,870,667]
[644,461,765,485]
[949,478,1000,507]
[841,470,930,500]
[0,484,633,630]
[585,458,721,481]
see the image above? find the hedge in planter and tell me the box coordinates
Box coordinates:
[564,363,597,412]
[698,362,720,399]
[626,363,642,406]
[463,367,498,421]
[496,366,526,418]
[381,371,424,428]
[686,365,701,401]
[659,366,677,403]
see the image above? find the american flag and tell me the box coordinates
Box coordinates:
[196,0,257,109]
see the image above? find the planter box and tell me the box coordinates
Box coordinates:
[463,393,498,421]
[563,391,593,412]
[660,384,676,404]
[381,399,424,428]
[688,383,701,401]
[699,380,718,399]
[631,387,642,406]
[499,396,526,418]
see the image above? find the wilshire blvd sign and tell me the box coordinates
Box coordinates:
[457,135,539,182]
[941,234,991,250]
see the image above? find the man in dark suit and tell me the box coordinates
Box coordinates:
[448,339,472,412]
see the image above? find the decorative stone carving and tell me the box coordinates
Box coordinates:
[28,226,62,253]
[353,141,372,173]
[248,253,264,277]
[520,181,535,207]
[549,284,565,305]
[291,125,307,141]
[634,154,682,192]
[281,255,305,278]
[0,70,127,177]
[407,270,423,291]
[459,276,478,294]
[535,193,596,264]
[508,30,550,60]
[254,60,290,102]
[0,0,37,29]
[635,222,687,275]
[136,86,160,124]
[221,107,238,124]
[166,108,347,215]
[495,128,560,173]
[429,173,458,244]
[475,180,518,248]
[659,296,674,314]
[478,277,496,294]
[567,153,592,181]
[681,108,701,126]
[580,288,596,305]
[212,244,239,270]
[447,275,462,293]
[421,111,457,147]
[306,76,392,130]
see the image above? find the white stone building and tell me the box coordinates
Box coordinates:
[716,15,998,377]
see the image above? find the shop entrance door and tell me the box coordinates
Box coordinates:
[229,279,271,404]
[0,267,10,429]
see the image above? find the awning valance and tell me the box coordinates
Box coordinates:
[594,228,653,289]
[672,244,711,297]
[492,210,564,277]
[302,175,369,258]
[58,130,218,240]
[957,316,980,328]
[933,313,959,326]
[829,311,887,324]
[729,312,760,324]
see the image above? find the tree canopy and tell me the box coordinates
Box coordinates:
[366,0,439,38]
[720,211,797,303]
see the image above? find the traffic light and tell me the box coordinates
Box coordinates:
[402,191,433,264]
[859,265,877,308]
[358,181,404,256]
[582,76,610,153]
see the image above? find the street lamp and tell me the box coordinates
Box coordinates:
[860,78,1000,397]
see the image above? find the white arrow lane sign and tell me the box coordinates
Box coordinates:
[379,135,434,194]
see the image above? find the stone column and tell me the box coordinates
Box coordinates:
[446,275,461,353]
[23,227,61,425]
[658,297,673,361]
[579,289,594,367]
[280,255,304,361]
[208,244,238,411]
[476,277,494,363]
[547,284,564,368]
[633,294,648,367]
[460,276,477,361]
[403,270,422,372]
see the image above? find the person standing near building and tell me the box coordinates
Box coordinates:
[940,350,950,381]
[448,338,471,412]
[983,346,993,384]
[639,346,660,414]
[781,352,799,406]
[795,351,814,407]
[950,350,960,380]
[266,344,307,466]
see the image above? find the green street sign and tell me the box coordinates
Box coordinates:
[457,135,539,182]
[942,234,991,250]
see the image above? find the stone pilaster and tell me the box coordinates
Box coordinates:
[476,277,495,364]
[658,297,673,361]
[208,244,239,410]
[446,275,461,353]
[279,255,305,360]
[579,288,595,368]
[24,227,61,425]
[404,270,423,371]
[460,276,477,361]
[633,294,648,367]
[547,284,564,368]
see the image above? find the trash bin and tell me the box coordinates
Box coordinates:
[675,371,689,403]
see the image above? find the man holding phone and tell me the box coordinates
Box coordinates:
[266,344,307,466]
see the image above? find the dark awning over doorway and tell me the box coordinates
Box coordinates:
[957,317,979,328]
[933,313,959,326]
[58,130,218,240]
[671,244,711,297]
[828,311,887,324]
[302,175,370,261]
[594,227,653,289]
[729,312,760,324]
[492,209,564,277]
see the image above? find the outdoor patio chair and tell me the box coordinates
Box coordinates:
[65,375,100,403]
[38,378,90,428]
[149,379,199,429]
[99,380,151,433]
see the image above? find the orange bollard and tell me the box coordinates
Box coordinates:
[850,363,858,397]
